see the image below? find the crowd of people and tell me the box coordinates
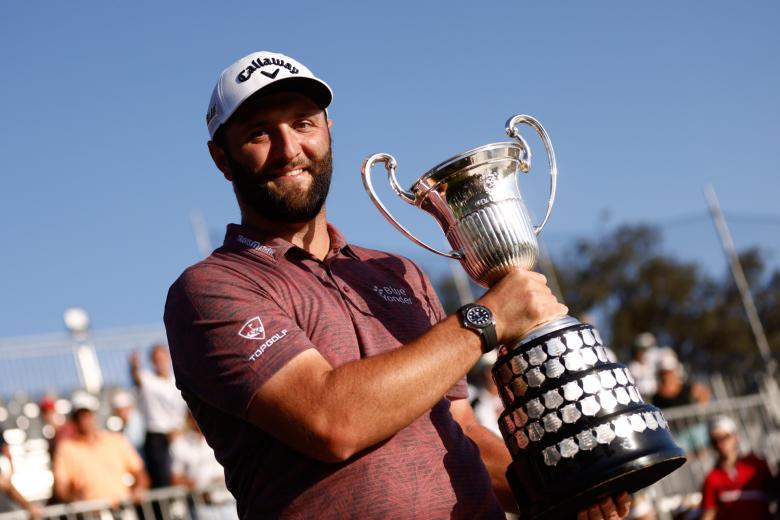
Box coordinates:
[0,340,778,519]
[0,344,235,518]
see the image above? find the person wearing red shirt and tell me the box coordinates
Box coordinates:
[700,415,778,519]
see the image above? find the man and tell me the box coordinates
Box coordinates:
[700,415,777,520]
[652,355,710,410]
[110,389,146,456]
[170,412,237,520]
[164,50,630,519]
[130,344,188,487]
[627,332,659,399]
[0,428,42,518]
[52,391,149,505]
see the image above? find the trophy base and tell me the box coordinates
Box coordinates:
[507,444,686,520]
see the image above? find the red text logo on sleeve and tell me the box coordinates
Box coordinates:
[238,317,266,340]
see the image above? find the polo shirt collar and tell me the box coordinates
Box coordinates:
[224,223,362,262]
[326,224,362,261]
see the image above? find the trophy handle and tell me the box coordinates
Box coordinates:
[361,153,464,260]
[505,114,558,235]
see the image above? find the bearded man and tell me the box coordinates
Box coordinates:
[164,50,630,519]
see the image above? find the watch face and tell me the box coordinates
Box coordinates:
[466,305,493,327]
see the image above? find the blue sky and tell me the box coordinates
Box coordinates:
[1,1,779,337]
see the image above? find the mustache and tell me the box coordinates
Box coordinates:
[262,157,311,176]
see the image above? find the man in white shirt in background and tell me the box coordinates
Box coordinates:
[130,344,188,487]
[170,413,236,520]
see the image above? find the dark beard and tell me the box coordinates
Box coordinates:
[228,145,333,224]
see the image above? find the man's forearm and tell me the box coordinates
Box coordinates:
[253,314,485,461]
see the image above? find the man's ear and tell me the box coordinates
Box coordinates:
[208,140,234,181]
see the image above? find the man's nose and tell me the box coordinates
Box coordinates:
[272,125,303,163]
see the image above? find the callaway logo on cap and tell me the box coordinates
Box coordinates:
[206,51,333,138]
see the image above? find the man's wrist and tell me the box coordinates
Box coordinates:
[457,303,498,353]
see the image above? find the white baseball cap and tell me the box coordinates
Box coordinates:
[71,391,100,413]
[206,51,333,138]
[708,415,737,437]
[110,389,135,409]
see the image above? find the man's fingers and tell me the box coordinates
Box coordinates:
[615,492,631,517]
[586,504,602,519]
[598,497,620,519]
[577,492,631,520]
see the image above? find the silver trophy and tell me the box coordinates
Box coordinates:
[361,115,685,519]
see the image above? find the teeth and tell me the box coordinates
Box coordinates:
[284,169,303,176]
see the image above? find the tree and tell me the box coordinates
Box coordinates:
[552,224,779,372]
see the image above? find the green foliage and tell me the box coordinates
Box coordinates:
[553,224,779,370]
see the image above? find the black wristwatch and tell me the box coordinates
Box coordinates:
[458,303,498,353]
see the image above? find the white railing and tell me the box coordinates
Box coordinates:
[0,325,166,398]
[0,485,237,520]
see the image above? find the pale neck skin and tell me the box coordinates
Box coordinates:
[208,91,334,261]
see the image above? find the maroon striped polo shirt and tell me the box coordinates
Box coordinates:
[164,223,503,519]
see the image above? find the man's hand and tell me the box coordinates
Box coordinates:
[577,492,632,520]
[129,351,142,387]
[478,269,568,345]
[130,486,147,505]
[25,503,43,520]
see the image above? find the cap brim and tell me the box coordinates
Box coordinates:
[257,76,332,109]
[212,76,332,139]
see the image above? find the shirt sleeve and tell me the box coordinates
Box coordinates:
[118,434,143,473]
[164,262,315,419]
[701,472,718,510]
[169,439,187,477]
[138,370,152,387]
[52,443,74,499]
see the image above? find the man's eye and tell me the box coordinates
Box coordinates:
[294,121,313,130]
[248,130,269,141]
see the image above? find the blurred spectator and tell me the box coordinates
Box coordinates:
[170,413,225,490]
[110,389,145,456]
[0,428,40,516]
[700,415,778,520]
[0,428,9,467]
[130,344,187,488]
[628,332,660,399]
[170,413,236,519]
[627,492,656,520]
[652,356,710,409]
[53,391,149,505]
[39,396,69,455]
[0,473,42,518]
[653,356,711,453]
[469,351,502,437]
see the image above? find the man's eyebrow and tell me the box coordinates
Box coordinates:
[236,109,322,126]
[293,109,323,118]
